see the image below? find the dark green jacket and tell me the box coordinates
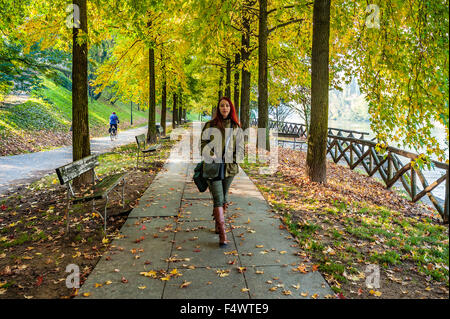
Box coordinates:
[200,118,243,178]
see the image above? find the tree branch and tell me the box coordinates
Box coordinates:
[267,2,313,15]
[267,5,295,15]
[230,24,243,32]
[268,18,304,35]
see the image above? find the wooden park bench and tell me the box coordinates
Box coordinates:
[277,133,307,150]
[55,154,128,234]
[135,125,163,168]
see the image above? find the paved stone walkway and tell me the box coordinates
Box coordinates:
[77,127,333,299]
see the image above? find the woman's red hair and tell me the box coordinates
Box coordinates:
[211,96,241,130]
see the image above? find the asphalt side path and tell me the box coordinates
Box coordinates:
[0,125,150,195]
[76,125,334,299]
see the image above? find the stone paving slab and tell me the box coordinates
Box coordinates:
[244,265,333,299]
[78,269,165,299]
[169,220,235,268]
[183,182,211,200]
[91,218,176,272]
[162,267,249,299]
[178,199,215,222]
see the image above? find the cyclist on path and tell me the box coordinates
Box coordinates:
[109,112,119,134]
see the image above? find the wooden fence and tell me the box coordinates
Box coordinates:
[250,119,449,223]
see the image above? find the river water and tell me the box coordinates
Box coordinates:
[283,115,448,202]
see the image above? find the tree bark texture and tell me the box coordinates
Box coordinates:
[147,46,157,144]
[240,5,252,132]
[225,58,231,97]
[306,0,331,184]
[172,92,178,129]
[258,0,270,151]
[234,52,240,118]
[178,92,183,124]
[72,0,92,186]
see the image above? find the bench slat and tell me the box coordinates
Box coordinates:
[56,155,99,185]
[73,172,127,202]
[143,144,161,153]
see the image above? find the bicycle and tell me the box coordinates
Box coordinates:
[110,126,118,141]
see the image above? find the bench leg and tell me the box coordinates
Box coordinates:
[136,152,139,169]
[104,195,109,234]
[122,179,125,208]
[66,191,70,235]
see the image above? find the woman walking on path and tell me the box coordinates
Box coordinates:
[200,97,244,247]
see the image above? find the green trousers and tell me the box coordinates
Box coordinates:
[207,176,234,208]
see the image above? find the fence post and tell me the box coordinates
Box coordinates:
[445,168,449,224]
[334,142,338,163]
[387,152,393,184]
[350,142,353,166]
[411,166,417,200]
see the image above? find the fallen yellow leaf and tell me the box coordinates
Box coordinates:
[369,290,382,297]
[72,251,81,258]
[180,281,191,288]
[140,271,157,278]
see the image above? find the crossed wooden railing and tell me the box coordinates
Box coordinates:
[250,119,449,223]
[326,135,449,223]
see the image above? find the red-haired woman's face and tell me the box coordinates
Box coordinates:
[219,99,230,119]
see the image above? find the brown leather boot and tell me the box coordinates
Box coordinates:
[213,211,219,234]
[212,210,219,234]
[213,203,228,234]
[213,206,228,247]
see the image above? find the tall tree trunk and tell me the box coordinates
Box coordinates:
[306,0,331,183]
[240,5,252,132]
[234,52,240,118]
[258,0,270,151]
[178,92,183,124]
[147,46,157,144]
[161,52,167,136]
[72,0,92,186]
[214,67,224,117]
[172,92,178,129]
[219,67,224,99]
[225,58,231,97]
